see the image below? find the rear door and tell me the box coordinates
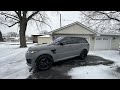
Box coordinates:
[55,37,74,61]
[70,37,87,56]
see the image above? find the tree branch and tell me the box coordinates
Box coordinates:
[23,11,27,18]
[0,12,19,19]
[0,21,19,27]
[81,12,110,21]
[0,13,19,21]
[8,21,19,27]
[98,11,120,22]
[0,22,10,27]
[14,11,22,20]
[31,18,43,22]
[81,11,120,22]
[27,11,39,21]
[32,18,52,29]
[5,15,19,21]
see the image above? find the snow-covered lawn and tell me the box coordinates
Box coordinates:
[0,42,35,79]
[68,50,120,79]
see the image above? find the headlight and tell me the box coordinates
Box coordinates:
[27,50,38,54]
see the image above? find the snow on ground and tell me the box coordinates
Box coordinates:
[88,50,120,63]
[68,50,120,79]
[0,42,35,79]
[1,42,120,79]
[68,65,120,79]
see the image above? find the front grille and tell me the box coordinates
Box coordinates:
[26,59,31,64]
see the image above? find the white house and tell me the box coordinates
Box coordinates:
[49,21,120,50]
[38,35,52,44]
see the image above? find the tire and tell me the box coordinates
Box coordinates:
[80,50,88,60]
[36,55,53,71]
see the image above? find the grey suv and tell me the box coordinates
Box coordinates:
[25,36,89,70]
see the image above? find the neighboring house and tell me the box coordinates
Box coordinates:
[32,34,43,43]
[38,35,52,44]
[49,21,120,50]
[2,34,6,40]
[4,36,19,42]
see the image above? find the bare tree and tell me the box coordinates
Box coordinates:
[80,11,120,33]
[6,32,19,37]
[40,30,48,35]
[0,31,3,41]
[0,11,50,47]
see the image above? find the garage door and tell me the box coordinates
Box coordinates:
[94,37,111,50]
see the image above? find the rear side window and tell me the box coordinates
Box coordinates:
[80,38,88,43]
[71,37,88,44]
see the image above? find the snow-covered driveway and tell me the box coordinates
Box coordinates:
[0,42,34,79]
[68,50,120,79]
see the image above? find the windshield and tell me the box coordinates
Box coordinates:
[50,37,64,45]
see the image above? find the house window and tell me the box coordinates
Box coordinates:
[103,38,108,40]
[96,38,101,40]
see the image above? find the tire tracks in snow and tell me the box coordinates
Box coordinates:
[0,48,27,66]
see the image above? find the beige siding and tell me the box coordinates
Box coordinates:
[89,36,95,50]
[55,24,94,35]
[38,37,53,44]
[111,37,120,50]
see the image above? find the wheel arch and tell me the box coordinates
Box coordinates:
[35,54,54,63]
[81,49,88,53]
[80,49,88,56]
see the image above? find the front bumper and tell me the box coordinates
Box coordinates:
[25,52,36,67]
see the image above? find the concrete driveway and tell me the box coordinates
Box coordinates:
[27,55,113,79]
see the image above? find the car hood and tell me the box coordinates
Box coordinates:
[28,44,51,51]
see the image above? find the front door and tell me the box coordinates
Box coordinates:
[54,37,74,61]
[54,44,73,61]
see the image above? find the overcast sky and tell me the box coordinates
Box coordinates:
[0,11,81,36]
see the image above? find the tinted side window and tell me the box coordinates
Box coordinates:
[71,37,88,44]
[61,37,88,45]
[80,38,88,43]
[70,37,79,44]
[51,37,64,45]
[61,37,73,44]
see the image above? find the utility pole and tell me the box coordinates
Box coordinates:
[60,14,61,27]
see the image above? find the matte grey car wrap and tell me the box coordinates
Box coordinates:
[26,44,56,67]
[25,36,89,69]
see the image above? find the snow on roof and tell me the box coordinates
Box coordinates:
[32,34,44,36]
[100,32,120,36]
[38,35,51,38]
